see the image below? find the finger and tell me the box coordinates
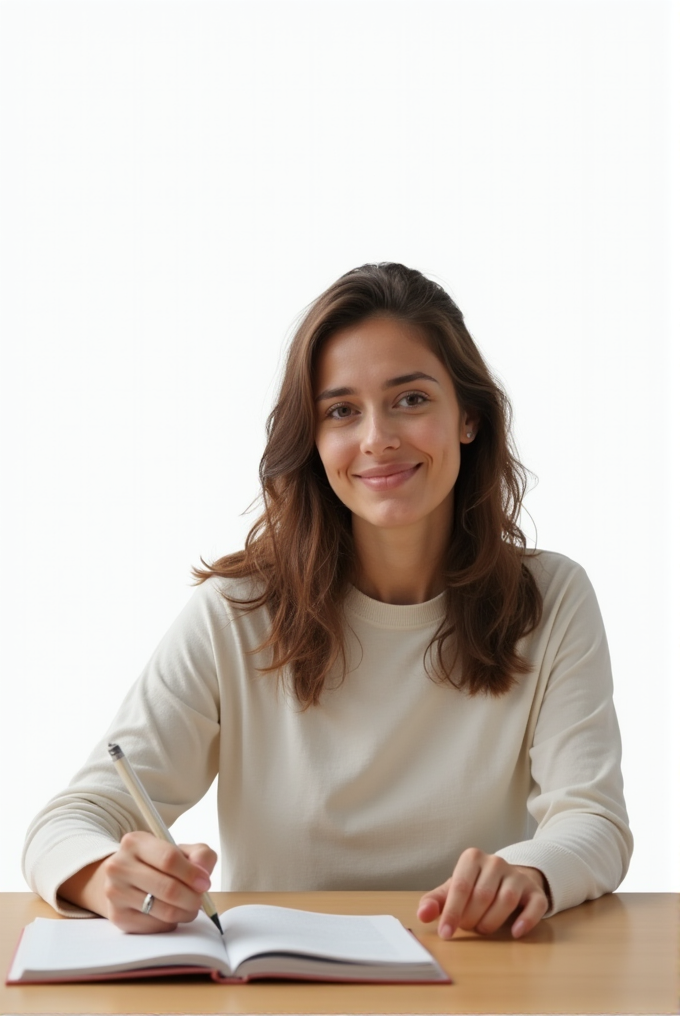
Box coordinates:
[130,866,204,923]
[472,873,524,934]
[416,897,442,923]
[104,855,199,928]
[105,907,179,935]
[455,857,510,933]
[101,858,182,933]
[510,886,549,938]
[416,882,450,923]
[105,836,207,926]
[438,848,485,938]
[180,843,218,879]
[124,832,212,893]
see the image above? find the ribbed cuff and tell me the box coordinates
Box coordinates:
[494,839,594,918]
[25,832,118,918]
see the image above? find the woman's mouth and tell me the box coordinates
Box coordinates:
[355,464,421,491]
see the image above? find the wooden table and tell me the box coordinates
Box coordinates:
[2,891,677,1014]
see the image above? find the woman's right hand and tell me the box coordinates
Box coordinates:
[58,831,217,933]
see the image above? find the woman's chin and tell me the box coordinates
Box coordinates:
[351,505,428,533]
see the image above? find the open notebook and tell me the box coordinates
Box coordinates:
[7,903,450,985]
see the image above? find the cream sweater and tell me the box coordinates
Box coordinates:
[23,551,632,919]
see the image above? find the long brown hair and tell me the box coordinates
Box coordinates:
[193,263,542,706]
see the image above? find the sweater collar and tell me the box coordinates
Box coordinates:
[344,585,448,629]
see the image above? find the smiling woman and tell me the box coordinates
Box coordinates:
[314,318,474,601]
[193,266,543,704]
[24,264,632,945]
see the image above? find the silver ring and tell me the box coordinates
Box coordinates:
[141,893,155,915]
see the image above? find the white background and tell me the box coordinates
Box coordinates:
[1,0,678,894]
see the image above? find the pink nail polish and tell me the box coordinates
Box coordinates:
[439,923,453,939]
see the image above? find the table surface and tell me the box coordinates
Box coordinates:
[1,891,678,1014]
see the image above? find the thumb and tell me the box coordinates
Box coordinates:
[417,880,451,922]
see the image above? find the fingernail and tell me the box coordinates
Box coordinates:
[512,920,526,938]
[193,876,210,892]
[439,923,453,939]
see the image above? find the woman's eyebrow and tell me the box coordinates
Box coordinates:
[315,372,439,402]
[386,372,439,389]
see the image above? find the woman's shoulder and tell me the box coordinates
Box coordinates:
[522,548,596,600]
[190,571,270,620]
[521,548,603,631]
[523,547,588,577]
[150,573,273,668]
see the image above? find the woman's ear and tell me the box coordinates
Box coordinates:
[460,411,479,444]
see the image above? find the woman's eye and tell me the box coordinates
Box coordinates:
[327,403,354,419]
[398,391,428,408]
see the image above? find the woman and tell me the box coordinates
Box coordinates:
[23,263,632,940]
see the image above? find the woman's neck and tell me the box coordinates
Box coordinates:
[351,505,452,605]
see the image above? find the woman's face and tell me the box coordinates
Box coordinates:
[314,315,475,536]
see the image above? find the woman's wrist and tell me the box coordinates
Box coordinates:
[58,858,109,916]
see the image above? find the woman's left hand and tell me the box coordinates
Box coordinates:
[417,848,549,940]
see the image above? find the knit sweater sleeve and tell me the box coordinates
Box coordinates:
[494,557,633,916]
[22,579,226,917]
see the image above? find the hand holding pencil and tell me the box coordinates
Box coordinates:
[102,743,222,935]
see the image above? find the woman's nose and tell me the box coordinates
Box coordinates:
[359,411,400,454]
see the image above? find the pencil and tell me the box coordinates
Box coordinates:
[107,742,223,935]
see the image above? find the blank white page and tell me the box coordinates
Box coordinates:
[220,905,430,972]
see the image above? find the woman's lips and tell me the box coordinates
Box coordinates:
[355,464,421,491]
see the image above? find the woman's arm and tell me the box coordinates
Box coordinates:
[23,580,224,918]
[419,556,632,935]
[491,559,633,915]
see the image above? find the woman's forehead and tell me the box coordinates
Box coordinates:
[314,316,450,390]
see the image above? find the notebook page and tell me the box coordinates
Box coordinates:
[220,905,429,972]
[11,914,229,979]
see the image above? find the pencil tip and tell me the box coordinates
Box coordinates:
[210,912,224,935]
